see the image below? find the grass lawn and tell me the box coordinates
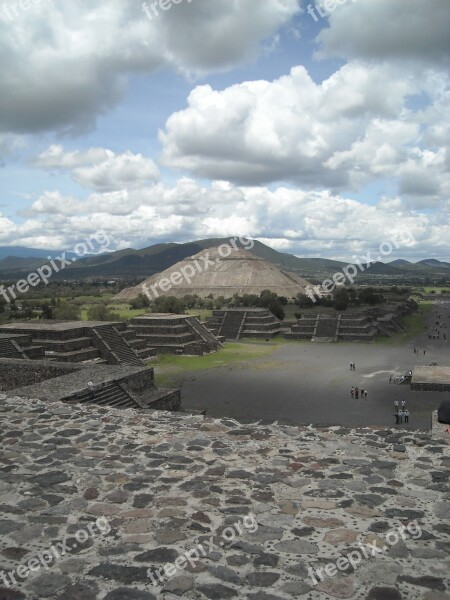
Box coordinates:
[152,340,282,386]
[80,303,148,321]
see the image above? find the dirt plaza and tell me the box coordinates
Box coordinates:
[176,304,450,430]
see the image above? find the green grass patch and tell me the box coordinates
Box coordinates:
[185,308,214,321]
[153,340,282,386]
[375,302,433,346]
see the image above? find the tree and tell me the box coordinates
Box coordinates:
[333,288,349,311]
[41,304,54,319]
[150,296,185,314]
[129,294,151,309]
[53,303,81,321]
[86,303,119,321]
[296,293,314,308]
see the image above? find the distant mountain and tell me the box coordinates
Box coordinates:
[389,259,412,267]
[417,259,450,269]
[0,240,448,283]
[0,246,66,260]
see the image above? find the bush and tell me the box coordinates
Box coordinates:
[86,304,119,321]
[53,303,81,321]
[150,296,186,314]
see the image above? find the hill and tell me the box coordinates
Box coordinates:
[0,240,448,283]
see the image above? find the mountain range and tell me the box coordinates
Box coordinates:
[0,239,448,282]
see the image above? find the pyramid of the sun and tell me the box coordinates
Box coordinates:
[115,247,311,300]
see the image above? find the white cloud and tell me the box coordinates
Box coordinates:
[160,62,450,202]
[5,179,447,261]
[35,145,160,191]
[0,0,300,135]
[316,0,450,67]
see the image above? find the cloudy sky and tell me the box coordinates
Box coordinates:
[0,0,449,261]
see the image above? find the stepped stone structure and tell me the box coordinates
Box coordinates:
[285,300,417,343]
[0,357,180,411]
[115,247,312,301]
[411,366,450,392]
[0,394,448,599]
[0,332,45,359]
[128,314,223,355]
[0,321,155,365]
[207,308,281,340]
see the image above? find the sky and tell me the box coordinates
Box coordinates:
[0,0,449,262]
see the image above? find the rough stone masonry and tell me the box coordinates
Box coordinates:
[0,394,449,599]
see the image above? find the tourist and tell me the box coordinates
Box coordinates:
[401,399,406,409]
[87,381,95,401]
[404,409,409,424]
[398,409,404,423]
[394,400,399,410]
[364,389,368,399]
[361,388,365,398]
[389,375,392,384]
[394,411,400,425]
[349,362,353,370]
[351,387,354,398]
[355,387,359,400]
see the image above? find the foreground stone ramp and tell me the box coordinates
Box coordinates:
[0,395,449,599]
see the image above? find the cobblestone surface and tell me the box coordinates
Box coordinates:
[0,395,449,599]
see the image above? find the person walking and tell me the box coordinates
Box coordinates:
[351,387,354,398]
[355,387,359,400]
[398,409,404,424]
[361,388,365,398]
[394,411,400,425]
[404,409,409,424]
[401,399,406,409]
[364,389,368,399]
[394,400,399,411]
[389,375,392,384]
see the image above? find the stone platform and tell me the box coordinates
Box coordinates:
[207,309,281,340]
[411,366,450,392]
[0,395,448,600]
[0,321,155,365]
[129,314,222,356]
[0,358,180,411]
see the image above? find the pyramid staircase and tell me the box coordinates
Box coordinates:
[312,316,339,342]
[185,316,223,350]
[0,334,45,359]
[92,325,144,367]
[65,381,139,409]
[218,311,247,340]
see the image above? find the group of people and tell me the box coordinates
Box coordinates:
[394,399,409,425]
[350,386,367,399]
